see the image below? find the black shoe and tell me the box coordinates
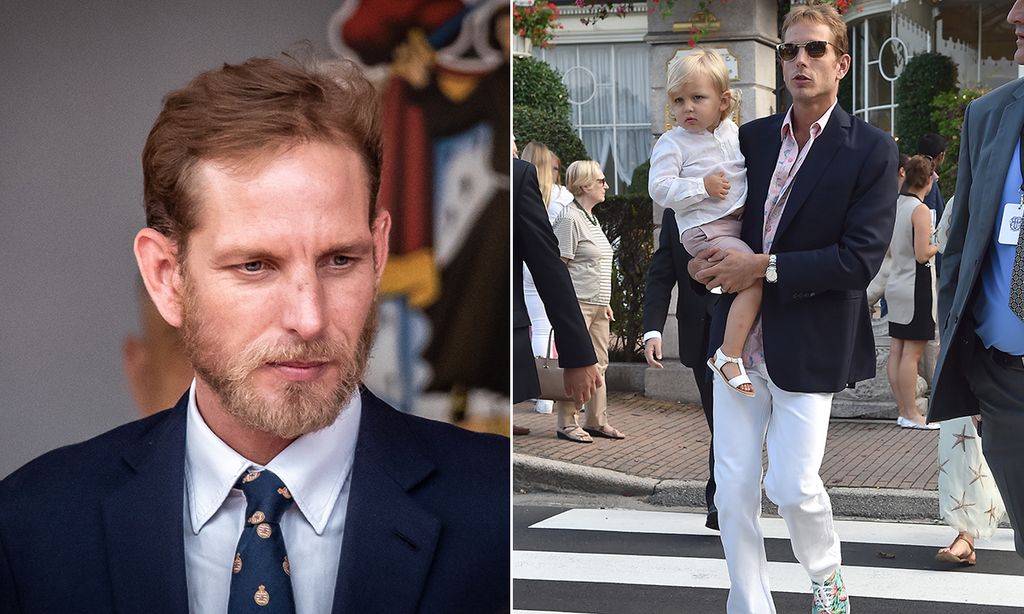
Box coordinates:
[705,511,719,531]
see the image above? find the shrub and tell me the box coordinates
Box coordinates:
[894,52,958,156]
[627,160,650,195]
[513,56,571,121]
[598,193,656,362]
[930,87,986,199]
[513,105,589,167]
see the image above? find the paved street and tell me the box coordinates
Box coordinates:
[514,497,1024,614]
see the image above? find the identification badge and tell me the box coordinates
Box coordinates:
[999,202,1024,245]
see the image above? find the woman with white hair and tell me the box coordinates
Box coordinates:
[550,159,626,443]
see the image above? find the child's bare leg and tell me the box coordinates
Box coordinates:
[719,280,763,395]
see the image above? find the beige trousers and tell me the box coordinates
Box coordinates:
[556,302,609,429]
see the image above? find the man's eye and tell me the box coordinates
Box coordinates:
[241,261,263,273]
[331,255,351,267]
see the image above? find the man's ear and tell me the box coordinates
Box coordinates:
[134,228,185,328]
[371,209,392,283]
[837,53,851,80]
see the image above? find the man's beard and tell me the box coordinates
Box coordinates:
[179,276,377,439]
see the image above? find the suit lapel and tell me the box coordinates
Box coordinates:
[742,116,783,254]
[772,107,849,244]
[102,401,189,613]
[964,84,1024,279]
[333,389,440,613]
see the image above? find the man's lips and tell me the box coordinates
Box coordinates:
[267,361,330,381]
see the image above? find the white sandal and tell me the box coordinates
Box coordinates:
[707,348,755,398]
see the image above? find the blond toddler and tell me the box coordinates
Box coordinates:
[648,49,762,397]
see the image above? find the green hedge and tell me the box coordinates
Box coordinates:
[895,53,958,156]
[598,193,655,362]
[513,56,571,121]
[930,87,985,199]
[513,105,589,167]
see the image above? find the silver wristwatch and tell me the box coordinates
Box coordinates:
[765,254,777,283]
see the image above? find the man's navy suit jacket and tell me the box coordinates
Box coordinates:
[0,388,509,613]
[706,105,898,393]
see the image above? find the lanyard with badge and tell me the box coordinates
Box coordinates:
[1000,137,1024,245]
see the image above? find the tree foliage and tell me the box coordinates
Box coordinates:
[894,52,958,156]
[598,193,655,362]
[512,56,571,121]
[930,87,985,199]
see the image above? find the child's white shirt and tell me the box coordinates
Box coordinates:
[648,119,747,239]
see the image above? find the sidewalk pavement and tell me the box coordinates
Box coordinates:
[513,392,944,521]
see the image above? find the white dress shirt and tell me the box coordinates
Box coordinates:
[648,119,747,238]
[183,380,360,614]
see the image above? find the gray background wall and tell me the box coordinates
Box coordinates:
[0,1,343,477]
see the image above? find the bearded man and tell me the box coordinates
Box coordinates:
[0,56,508,614]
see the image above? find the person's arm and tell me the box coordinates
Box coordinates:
[938,103,974,328]
[648,135,710,212]
[516,162,600,403]
[934,193,956,253]
[642,210,678,368]
[912,204,940,263]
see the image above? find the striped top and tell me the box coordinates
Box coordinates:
[552,203,614,306]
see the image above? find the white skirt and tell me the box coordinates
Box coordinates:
[937,416,1007,538]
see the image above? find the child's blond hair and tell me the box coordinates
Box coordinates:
[666,49,738,123]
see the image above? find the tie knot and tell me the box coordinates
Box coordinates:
[236,469,294,524]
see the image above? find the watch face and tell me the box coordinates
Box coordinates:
[766,270,777,283]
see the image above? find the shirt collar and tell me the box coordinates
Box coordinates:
[780,99,839,141]
[184,379,361,536]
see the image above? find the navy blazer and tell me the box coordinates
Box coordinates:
[930,79,1024,422]
[708,105,897,393]
[0,388,509,613]
[643,207,716,369]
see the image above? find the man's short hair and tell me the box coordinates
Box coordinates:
[917,133,948,159]
[781,4,848,56]
[142,54,383,257]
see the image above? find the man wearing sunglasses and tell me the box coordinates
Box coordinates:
[930,0,1024,562]
[690,5,897,613]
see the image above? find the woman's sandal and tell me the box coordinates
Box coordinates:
[556,426,594,444]
[935,534,977,565]
[583,425,626,440]
[707,348,755,398]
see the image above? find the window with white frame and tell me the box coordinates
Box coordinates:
[536,43,651,195]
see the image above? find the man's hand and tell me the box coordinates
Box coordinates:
[704,171,730,200]
[695,248,768,294]
[687,246,718,282]
[644,338,664,369]
[605,305,615,322]
[564,363,602,405]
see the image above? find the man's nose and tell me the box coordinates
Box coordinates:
[281,269,327,340]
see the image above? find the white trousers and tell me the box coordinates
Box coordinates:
[523,273,554,413]
[713,362,841,614]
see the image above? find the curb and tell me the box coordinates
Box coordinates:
[514,453,941,521]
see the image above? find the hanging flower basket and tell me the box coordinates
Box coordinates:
[513,1,563,49]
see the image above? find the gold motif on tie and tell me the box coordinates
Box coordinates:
[256,523,273,539]
[283,555,291,576]
[277,486,292,499]
[254,584,270,606]
[243,471,262,484]
[233,552,242,574]
[248,511,266,524]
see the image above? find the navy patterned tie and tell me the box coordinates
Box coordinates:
[1011,213,1024,320]
[228,469,296,613]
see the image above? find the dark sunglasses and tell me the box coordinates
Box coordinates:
[776,40,841,61]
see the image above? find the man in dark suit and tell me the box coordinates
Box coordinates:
[642,208,718,529]
[513,157,601,413]
[0,55,508,613]
[918,132,947,275]
[690,5,896,611]
[930,0,1024,559]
